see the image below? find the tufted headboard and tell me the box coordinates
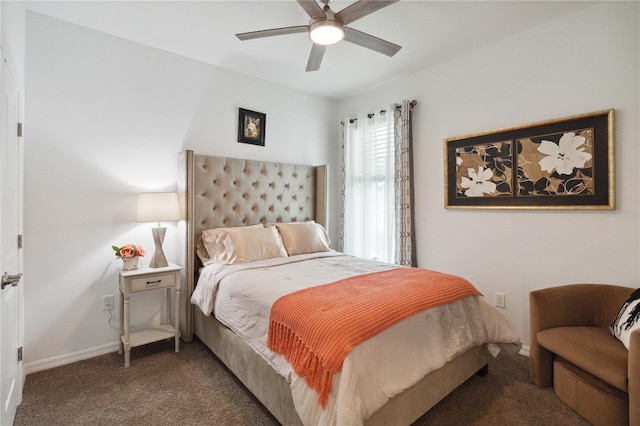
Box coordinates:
[177,150,328,341]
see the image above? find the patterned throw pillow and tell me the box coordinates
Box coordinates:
[610,288,640,350]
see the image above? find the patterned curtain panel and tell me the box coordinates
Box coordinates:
[339,123,346,253]
[394,100,417,266]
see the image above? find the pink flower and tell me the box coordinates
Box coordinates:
[112,243,145,258]
[119,246,135,258]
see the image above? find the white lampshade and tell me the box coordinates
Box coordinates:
[137,192,180,268]
[137,192,180,223]
[309,20,344,45]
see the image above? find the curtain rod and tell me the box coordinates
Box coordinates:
[341,100,417,125]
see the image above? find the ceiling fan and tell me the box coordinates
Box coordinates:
[235,0,402,72]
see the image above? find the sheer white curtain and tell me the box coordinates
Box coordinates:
[342,107,396,262]
[340,101,417,265]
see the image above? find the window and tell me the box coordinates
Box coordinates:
[342,108,395,262]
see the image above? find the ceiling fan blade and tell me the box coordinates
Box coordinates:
[306,44,327,72]
[297,0,326,20]
[344,27,401,57]
[236,25,308,41]
[335,0,399,25]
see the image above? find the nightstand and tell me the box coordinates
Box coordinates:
[118,263,181,367]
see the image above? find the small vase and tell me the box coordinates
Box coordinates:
[122,256,139,271]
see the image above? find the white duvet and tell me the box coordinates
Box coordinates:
[191,252,522,425]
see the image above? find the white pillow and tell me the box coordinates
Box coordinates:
[218,226,288,264]
[273,221,331,256]
[197,224,264,264]
[610,288,640,349]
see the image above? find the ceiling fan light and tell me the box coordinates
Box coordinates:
[309,20,345,45]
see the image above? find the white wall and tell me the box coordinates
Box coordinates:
[24,12,338,370]
[1,2,26,82]
[338,2,640,350]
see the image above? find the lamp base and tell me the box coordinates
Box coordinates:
[149,227,168,268]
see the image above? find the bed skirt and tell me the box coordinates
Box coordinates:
[194,308,489,425]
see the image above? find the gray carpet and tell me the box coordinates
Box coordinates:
[15,339,589,425]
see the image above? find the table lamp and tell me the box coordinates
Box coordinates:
[137,192,180,268]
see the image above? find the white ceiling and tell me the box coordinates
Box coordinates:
[23,0,596,100]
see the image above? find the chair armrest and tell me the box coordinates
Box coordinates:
[531,284,631,329]
[529,284,633,387]
[629,328,640,426]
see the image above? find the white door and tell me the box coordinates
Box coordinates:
[0,43,23,426]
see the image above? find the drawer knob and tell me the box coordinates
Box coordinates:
[146,279,162,286]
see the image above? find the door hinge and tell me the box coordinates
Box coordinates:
[17,122,23,137]
[17,234,23,249]
[17,347,23,362]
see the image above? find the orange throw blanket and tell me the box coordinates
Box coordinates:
[267,267,481,407]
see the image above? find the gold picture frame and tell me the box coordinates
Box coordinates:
[444,109,614,209]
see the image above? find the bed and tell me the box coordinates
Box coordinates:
[177,150,521,425]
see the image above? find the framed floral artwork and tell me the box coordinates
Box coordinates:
[238,108,266,146]
[444,109,614,209]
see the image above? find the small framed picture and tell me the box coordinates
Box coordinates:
[238,108,266,146]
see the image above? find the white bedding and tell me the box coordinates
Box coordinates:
[191,252,522,425]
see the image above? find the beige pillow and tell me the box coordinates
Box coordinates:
[273,221,331,255]
[218,226,288,264]
[196,237,210,264]
[197,224,264,264]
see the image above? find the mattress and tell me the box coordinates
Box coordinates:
[192,252,521,425]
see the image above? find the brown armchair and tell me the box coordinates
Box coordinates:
[529,284,639,426]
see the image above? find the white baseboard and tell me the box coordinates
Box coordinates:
[23,342,532,375]
[24,341,120,375]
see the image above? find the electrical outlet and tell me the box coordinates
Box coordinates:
[102,295,114,311]
[495,292,506,309]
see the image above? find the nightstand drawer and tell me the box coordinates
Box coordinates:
[130,273,176,292]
